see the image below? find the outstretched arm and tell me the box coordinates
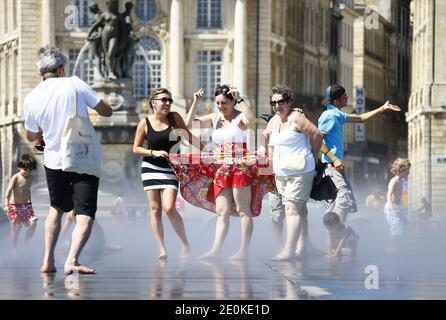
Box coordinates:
[173,112,204,150]
[185,89,214,129]
[347,101,401,123]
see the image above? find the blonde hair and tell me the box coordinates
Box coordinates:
[390,158,411,175]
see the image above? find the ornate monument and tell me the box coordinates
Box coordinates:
[77,0,143,196]
[83,0,139,124]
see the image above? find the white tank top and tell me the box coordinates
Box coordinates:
[212,113,247,144]
[269,122,315,176]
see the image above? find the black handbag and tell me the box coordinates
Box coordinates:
[310,165,337,202]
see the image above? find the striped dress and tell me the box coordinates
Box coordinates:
[141,117,179,191]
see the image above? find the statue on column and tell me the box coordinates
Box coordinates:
[86,0,139,81]
[86,3,106,78]
[118,2,139,78]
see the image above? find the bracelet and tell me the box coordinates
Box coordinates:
[237,98,244,104]
[149,150,153,157]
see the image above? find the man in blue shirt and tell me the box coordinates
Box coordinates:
[318,84,401,222]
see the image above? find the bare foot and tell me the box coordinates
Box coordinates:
[64,264,96,275]
[229,251,248,261]
[197,250,220,260]
[295,250,311,260]
[41,263,57,273]
[158,248,168,260]
[272,252,295,261]
[180,245,190,260]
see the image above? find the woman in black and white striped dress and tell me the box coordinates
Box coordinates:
[133,88,197,260]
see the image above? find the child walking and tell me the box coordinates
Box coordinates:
[385,158,411,254]
[4,154,38,248]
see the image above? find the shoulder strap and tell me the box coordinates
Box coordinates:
[70,77,78,117]
[145,116,152,132]
[214,113,221,129]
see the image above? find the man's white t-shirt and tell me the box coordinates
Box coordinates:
[24,76,101,170]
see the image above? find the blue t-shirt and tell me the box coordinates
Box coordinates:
[318,104,349,163]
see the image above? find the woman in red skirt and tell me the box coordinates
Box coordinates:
[169,85,276,260]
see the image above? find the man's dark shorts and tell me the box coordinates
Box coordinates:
[45,166,99,219]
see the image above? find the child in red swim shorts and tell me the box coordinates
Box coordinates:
[4,154,38,247]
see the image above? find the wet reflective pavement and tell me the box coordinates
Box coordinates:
[1,202,446,300]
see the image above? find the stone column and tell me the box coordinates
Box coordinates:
[170,0,184,98]
[41,0,55,45]
[233,0,247,96]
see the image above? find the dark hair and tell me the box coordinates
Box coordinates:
[125,1,133,10]
[148,88,180,129]
[323,212,341,227]
[89,3,100,14]
[270,84,294,103]
[322,84,346,105]
[214,85,235,101]
[17,154,37,171]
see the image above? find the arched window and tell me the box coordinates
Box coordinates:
[133,36,162,100]
[74,0,94,28]
[135,0,157,23]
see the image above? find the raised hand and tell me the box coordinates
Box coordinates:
[382,100,401,112]
[193,88,205,101]
[228,85,240,101]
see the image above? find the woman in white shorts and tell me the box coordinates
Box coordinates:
[265,85,323,261]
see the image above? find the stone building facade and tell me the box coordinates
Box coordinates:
[0,0,412,205]
[346,0,411,195]
[408,0,446,214]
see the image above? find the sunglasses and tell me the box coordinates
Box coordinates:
[270,98,288,107]
[153,97,173,104]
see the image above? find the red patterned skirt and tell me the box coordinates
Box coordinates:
[168,144,277,217]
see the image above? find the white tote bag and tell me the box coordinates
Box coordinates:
[60,79,102,178]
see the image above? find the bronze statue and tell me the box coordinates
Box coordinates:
[86,0,139,81]
[86,3,105,78]
[118,2,139,78]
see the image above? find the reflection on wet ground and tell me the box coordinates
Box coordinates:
[1,203,446,300]
[2,250,446,300]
